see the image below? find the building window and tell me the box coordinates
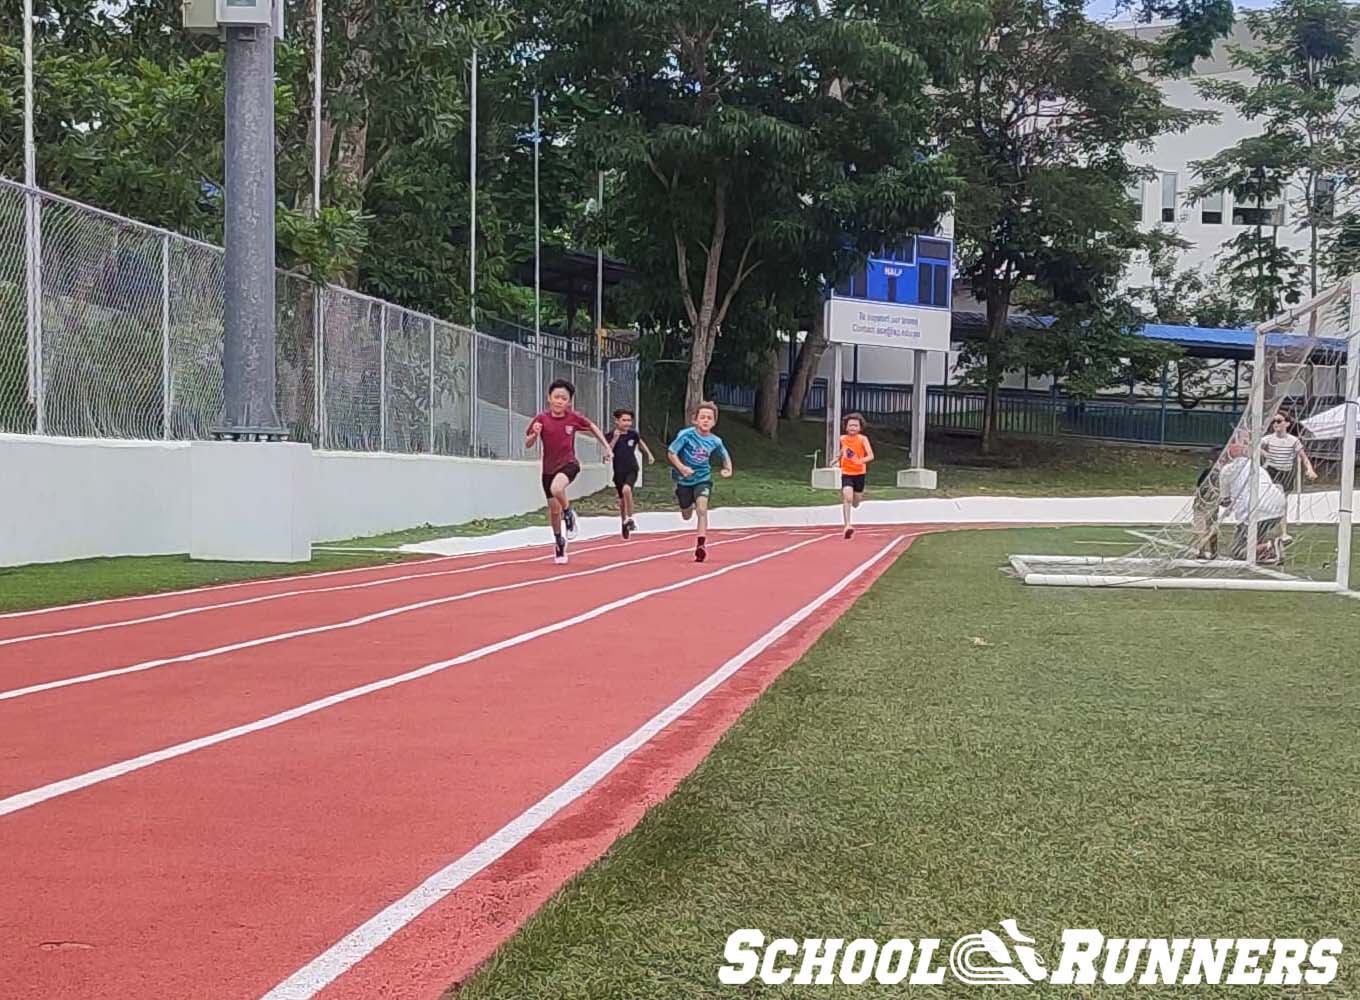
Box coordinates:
[1161,171,1178,223]
[918,261,950,307]
[1315,176,1338,220]
[1201,189,1224,225]
[1125,180,1144,223]
[917,237,950,261]
[1233,200,1285,227]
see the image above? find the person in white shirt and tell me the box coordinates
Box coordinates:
[1261,412,1317,542]
[1219,442,1287,563]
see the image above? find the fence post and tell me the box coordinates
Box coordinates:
[378,306,387,451]
[314,285,325,447]
[469,332,480,456]
[427,317,436,452]
[24,190,45,434]
[161,233,171,439]
[634,358,642,489]
[1159,361,1169,444]
[506,344,514,458]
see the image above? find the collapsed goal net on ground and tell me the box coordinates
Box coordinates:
[1010,274,1360,593]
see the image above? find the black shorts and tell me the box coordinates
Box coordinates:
[541,461,580,499]
[842,473,866,493]
[613,466,638,495]
[1267,465,1297,492]
[675,481,712,511]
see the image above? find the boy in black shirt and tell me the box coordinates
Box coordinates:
[607,408,655,538]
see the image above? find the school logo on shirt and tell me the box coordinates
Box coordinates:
[692,447,709,462]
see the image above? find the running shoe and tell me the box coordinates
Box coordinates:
[563,506,578,539]
[554,534,568,565]
[622,519,631,540]
[695,538,706,563]
[844,527,854,540]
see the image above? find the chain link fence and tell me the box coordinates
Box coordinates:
[0,178,623,457]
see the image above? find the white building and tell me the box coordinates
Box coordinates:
[1117,18,1327,293]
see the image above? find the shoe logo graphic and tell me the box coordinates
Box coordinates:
[949,920,1049,986]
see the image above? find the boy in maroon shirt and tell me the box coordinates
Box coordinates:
[525,378,612,564]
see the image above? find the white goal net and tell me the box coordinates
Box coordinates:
[1010,275,1360,593]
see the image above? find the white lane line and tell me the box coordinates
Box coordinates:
[259,533,907,1000]
[0,538,640,649]
[0,534,768,704]
[0,556,459,622]
[0,534,829,819]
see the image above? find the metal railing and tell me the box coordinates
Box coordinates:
[0,178,612,455]
[710,376,1236,448]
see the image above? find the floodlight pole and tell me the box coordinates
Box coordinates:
[469,48,478,328]
[22,0,44,432]
[595,170,604,365]
[1335,274,1360,591]
[219,21,284,437]
[533,91,541,348]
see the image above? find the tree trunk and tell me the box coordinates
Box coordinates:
[782,307,827,419]
[753,343,781,439]
[980,290,1009,455]
[684,321,719,418]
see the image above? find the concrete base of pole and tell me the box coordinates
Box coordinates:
[811,466,841,490]
[190,441,312,562]
[896,467,938,490]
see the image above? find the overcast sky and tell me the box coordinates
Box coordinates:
[1084,0,1275,22]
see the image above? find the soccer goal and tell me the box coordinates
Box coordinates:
[1009,274,1360,593]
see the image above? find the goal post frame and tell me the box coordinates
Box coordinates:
[1007,271,1359,596]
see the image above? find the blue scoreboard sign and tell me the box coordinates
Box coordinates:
[831,236,954,309]
[826,235,954,351]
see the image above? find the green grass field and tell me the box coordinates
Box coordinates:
[453,526,1360,999]
[0,550,409,615]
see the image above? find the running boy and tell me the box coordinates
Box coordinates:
[668,401,732,563]
[607,408,655,539]
[839,412,874,539]
[525,379,612,564]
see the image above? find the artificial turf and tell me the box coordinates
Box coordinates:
[452,526,1360,998]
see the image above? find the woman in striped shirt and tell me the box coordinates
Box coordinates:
[1261,412,1317,542]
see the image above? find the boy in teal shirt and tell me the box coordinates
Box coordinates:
[668,401,733,562]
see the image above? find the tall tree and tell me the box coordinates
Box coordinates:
[940,0,1204,453]
[1194,0,1360,296]
[542,0,973,416]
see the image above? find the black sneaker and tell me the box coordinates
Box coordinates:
[695,538,706,563]
[622,519,631,540]
[554,534,568,565]
[563,506,577,539]
[844,527,854,540]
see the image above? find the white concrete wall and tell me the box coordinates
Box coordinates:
[0,433,191,566]
[0,434,610,567]
[312,450,609,543]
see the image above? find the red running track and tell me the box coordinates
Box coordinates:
[0,526,917,1000]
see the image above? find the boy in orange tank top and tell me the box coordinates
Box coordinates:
[839,413,874,539]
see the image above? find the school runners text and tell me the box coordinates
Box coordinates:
[719,922,1342,987]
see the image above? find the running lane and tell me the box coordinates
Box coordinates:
[0,534,696,694]
[0,529,909,1000]
[0,532,782,797]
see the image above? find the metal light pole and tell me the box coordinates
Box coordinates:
[23,0,44,431]
[533,91,541,348]
[595,170,604,365]
[311,0,325,443]
[220,19,284,436]
[469,48,478,328]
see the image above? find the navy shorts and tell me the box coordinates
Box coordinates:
[613,466,638,495]
[675,481,712,511]
[842,474,866,493]
[542,461,580,499]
